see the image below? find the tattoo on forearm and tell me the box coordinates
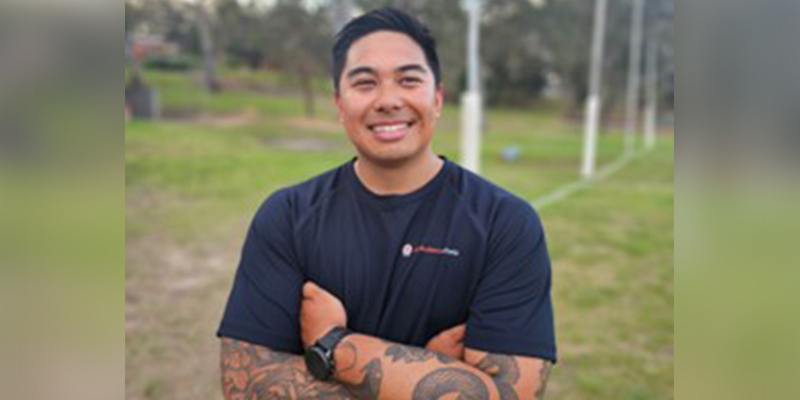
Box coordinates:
[534,361,553,400]
[475,354,520,400]
[337,341,359,374]
[220,338,356,399]
[385,344,455,365]
[412,368,491,400]
[347,359,383,399]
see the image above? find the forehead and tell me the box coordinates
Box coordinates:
[345,31,428,71]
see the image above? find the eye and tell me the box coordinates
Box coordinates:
[353,79,376,88]
[400,76,423,86]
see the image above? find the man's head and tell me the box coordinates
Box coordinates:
[332,7,444,167]
[332,7,442,94]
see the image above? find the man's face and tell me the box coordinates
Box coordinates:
[336,31,444,166]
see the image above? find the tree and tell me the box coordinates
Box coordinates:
[125,1,144,34]
[481,0,550,106]
[649,0,674,110]
[194,0,222,93]
[263,0,333,117]
[535,0,596,111]
[217,0,270,70]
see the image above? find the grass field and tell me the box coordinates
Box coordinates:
[125,69,674,400]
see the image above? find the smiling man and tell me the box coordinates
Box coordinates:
[218,7,556,400]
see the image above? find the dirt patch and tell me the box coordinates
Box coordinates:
[125,234,240,400]
[166,275,210,293]
[126,292,139,305]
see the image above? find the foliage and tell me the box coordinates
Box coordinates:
[215,0,270,70]
[124,0,200,55]
[481,0,550,106]
[143,54,199,72]
[126,0,145,34]
[126,0,674,111]
[261,0,332,74]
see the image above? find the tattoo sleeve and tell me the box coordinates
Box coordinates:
[221,336,551,400]
[475,354,520,400]
[468,351,554,400]
[220,337,358,400]
[330,334,500,400]
[533,361,552,400]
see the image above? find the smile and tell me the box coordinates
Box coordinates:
[368,121,416,141]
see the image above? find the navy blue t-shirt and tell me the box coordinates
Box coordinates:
[217,158,557,362]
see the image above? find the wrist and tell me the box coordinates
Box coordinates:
[332,333,360,382]
[304,326,353,381]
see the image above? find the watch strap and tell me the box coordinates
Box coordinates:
[317,326,352,353]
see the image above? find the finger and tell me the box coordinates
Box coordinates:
[302,281,319,298]
[446,324,466,338]
[315,286,342,305]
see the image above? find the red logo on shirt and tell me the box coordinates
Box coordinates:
[401,243,460,258]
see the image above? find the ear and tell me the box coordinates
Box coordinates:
[334,92,344,122]
[434,84,445,116]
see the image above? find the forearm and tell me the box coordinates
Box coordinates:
[464,349,553,400]
[332,333,502,400]
[221,337,357,400]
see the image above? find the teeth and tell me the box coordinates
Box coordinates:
[372,123,408,133]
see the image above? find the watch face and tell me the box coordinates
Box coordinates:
[305,346,332,381]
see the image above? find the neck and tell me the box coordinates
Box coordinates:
[354,151,444,196]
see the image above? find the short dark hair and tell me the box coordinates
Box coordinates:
[332,7,442,93]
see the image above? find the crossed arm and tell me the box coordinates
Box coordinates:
[220,283,553,400]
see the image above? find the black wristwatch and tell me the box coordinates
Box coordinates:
[304,326,353,381]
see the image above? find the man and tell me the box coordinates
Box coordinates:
[218,7,556,400]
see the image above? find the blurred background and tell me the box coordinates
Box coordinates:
[123,0,674,399]
[1,0,676,399]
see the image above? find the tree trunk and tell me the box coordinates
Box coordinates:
[195,1,222,93]
[328,0,354,34]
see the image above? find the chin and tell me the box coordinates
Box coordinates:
[358,147,423,168]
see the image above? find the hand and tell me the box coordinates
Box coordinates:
[301,281,347,349]
[425,324,466,360]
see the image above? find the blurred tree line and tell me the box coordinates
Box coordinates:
[125,0,673,115]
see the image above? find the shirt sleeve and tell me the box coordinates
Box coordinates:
[465,198,558,362]
[216,189,305,354]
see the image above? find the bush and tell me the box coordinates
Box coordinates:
[144,54,198,72]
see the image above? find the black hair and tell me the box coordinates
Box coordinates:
[332,7,442,93]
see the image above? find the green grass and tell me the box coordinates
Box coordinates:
[544,142,674,399]
[128,68,335,117]
[125,69,673,400]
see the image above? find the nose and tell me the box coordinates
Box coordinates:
[374,85,403,113]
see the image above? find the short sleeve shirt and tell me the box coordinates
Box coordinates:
[217,158,557,362]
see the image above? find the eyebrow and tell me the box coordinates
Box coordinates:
[396,64,427,75]
[346,64,428,80]
[346,66,377,79]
